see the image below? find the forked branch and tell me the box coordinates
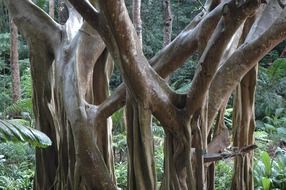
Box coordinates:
[4,0,61,49]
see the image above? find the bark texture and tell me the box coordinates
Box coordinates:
[9,18,20,103]
[5,0,286,189]
[127,1,157,189]
[231,67,257,190]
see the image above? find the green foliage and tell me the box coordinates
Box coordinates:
[0,3,9,33]
[2,66,34,118]
[152,119,165,185]
[32,0,48,11]
[0,33,29,61]
[20,66,32,98]
[267,58,286,81]
[254,150,286,190]
[112,109,128,189]
[141,0,164,59]
[115,161,128,190]
[0,32,30,111]
[215,161,233,190]
[261,151,272,177]
[154,140,164,185]
[109,66,122,90]
[0,33,10,59]
[255,130,270,152]
[3,99,33,117]
[256,108,286,143]
[256,59,286,119]
[0,142,35,190]
[112,109,125,134]
[261,177,271,190]
[222,108,233,129]
[170,60,197,92]
[171,1,201,37]
[0,119,52,148]
[113,133,127,155]
[260,50,280,67]
[125,0,201,59]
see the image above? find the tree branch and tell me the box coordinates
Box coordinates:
[150,1,225,78]
[84,1,227,120]
[4,0,61,50]
[67,0,99,26]
[208,0,286,128]
[185,0,260,116]
[204,144,257,163]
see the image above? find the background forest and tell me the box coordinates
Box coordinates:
[0,0,286,189]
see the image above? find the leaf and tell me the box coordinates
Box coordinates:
[276,127,286,135]
[0,119,51,148]
[0,155,4,162]
[275,108,285,117]
[264,123,276,132]
[262,177,271,190]
[261,151,272,177]
[176,81,192,93]
[267,58,286,80]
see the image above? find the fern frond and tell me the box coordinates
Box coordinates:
[3,98,32,117]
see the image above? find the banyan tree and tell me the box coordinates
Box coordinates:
[3,0,286,189]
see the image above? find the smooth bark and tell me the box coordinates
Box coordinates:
[5,0,286,189]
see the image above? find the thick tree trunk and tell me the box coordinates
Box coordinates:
[6,0,286,189]
[9,19,20,103]
[126,99,156,189]
[126,1,156,189]
[92,50,115,181]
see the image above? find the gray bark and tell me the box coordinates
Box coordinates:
[5,0,286,189]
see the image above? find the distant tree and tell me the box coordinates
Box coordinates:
[9,18,20,103]
[49,0,54,19]
[132,0,142,46]
[4,0,286,189]
[163,0,173,47]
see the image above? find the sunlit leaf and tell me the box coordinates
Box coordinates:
[261,151,272,177]
[262,177,271,190]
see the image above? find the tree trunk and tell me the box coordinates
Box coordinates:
[127,1,156,189]
[231,66,257,190]
[162,0,173,47]
[9,19,20,103]
[92,50,116,181]
[132,0,142,46]
[49,0,54,19]
[5,0,286,189]
[126,99,156,189]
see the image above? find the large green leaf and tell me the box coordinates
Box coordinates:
[262,177,271,190]
[261,151,272,177]
[0,119,51,148]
